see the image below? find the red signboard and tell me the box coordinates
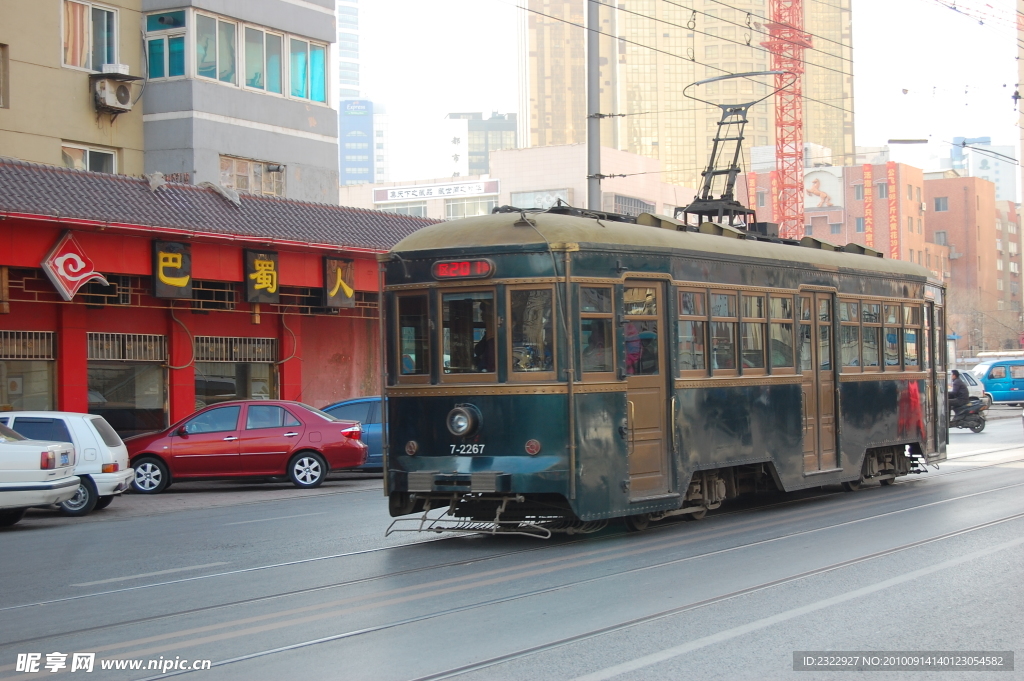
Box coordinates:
[432,259,494,280]
[862,164,874,249]
[41,231,108,301]
[887,161,900,260]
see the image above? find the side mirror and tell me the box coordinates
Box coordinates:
[176,426,188,437]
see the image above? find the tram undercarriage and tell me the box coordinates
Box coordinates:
[385,449,931,539]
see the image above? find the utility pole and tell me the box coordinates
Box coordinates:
[587,0,601,211]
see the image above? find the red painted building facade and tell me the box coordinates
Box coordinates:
[0,160,432,436]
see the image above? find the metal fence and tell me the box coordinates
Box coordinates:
[193,336,277,363]
[0,331,55,360]
[87,333,167,362]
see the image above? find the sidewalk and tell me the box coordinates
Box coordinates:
[984,405,1022,421]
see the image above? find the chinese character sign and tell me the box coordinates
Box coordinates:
[41,232,108,301]
[324,258,356,308]
[245,250,280,304]
[887,161,900,260]
[863,164,874,249]
[153,241,192,299]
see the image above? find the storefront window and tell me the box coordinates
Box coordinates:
[0,360,54,411]
[87,364,166,437]
[195,362,275,408]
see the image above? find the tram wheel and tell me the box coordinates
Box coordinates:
[624,513,650,532]
[879,476,897,486]
[841,479,862,492]
[684,507,707,521]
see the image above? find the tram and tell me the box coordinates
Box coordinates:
[379,205,946,536]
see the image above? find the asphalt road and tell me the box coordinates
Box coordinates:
[1,418,1022,680]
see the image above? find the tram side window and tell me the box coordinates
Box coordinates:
[510,289,554,373]
[861,302,881,368]
[798,296,812,372]
[880,303,897,366]
[769,295,794,370]
[934,307,944,370]
[581,287,614,374]
[922,306,931,370]
[904,305,921,367]
[678,290,706,373]
[442,291,495,374]
[741,294,766,371]
[839,300,860,369]
[818,299,832,371]
[398,295,429,376]
[623,286,659,376]
[710,292,737,371]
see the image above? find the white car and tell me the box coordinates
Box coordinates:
[0,423,79,527]
[0,413,133,516]
[951,370,989,406]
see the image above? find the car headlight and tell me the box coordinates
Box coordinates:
[446,405,481,437]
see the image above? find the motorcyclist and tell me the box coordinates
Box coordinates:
[948,369,969,415]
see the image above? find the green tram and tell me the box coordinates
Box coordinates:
[380,206,947,536]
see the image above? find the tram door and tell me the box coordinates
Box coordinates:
[799,293,838,472]
[622,282,670,499]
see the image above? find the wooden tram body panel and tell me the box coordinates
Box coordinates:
[383,212,946,524]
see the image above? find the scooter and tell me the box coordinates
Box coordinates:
[949,397,987,433]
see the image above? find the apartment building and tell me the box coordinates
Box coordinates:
[0,0,146,174]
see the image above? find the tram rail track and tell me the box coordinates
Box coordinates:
[3,453,1021,652]
[3,471,1023,675]
[130,506,1024,681]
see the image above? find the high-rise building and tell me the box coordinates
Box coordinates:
[448,112,518,176]
[340,99,391,186]
[336,0,359,98]
[521,0,854,190]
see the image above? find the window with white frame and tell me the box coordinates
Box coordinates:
[243,27,284,93]
[997,259,1004,271]
[62,144,116,173]
[63,1,117,71]
[1010,242,1019,256]
[289,38,327,102]
[146,11,185,79]
[219,156,285,197]
[446,197,498,220]
[195,14,237,84]
[1011,262,1020,274]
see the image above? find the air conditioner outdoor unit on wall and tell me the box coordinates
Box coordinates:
[94,77,133,112]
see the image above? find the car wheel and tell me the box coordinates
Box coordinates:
[60,477,98,517]
[289,452,327,489]
[95,495,115,510]
[132,457,170,494]
[0,509,26,527]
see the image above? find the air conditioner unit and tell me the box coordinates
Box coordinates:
[920,202,927,212]
[93,78,133,113]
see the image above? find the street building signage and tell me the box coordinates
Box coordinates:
[323,258,356,308]
[153,241,192,299]
[886,161,899,260]
[245,250,280,304]
[863,164,874,249]
[374,180,500,204]
[41,231,108,301]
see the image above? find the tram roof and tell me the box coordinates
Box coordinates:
[391,211,937,282]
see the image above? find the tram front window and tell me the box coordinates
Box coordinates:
[398,295,430,375]
[624,321,658,375]
[442,291,495,374]
[581,319,613,372]
[510,289,554,373]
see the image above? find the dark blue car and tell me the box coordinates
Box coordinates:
[321,397,382,471]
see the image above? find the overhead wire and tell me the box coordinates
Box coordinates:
[590,0,855,80]
[698,0,854,52]
[505,0,854,115]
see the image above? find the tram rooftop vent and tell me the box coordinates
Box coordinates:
[492,203,885,258]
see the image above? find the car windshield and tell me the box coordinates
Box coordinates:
[297,404,341,422]
[0,423,26,442]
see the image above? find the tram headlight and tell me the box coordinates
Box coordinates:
[446,404,481,437]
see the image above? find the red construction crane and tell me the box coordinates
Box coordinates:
[762,0,812,239]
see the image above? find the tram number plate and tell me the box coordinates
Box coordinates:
[451,444,486,455]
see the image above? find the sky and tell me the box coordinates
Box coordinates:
[360,0,1021,185]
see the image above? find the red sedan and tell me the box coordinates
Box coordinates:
[124,401,366,494]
